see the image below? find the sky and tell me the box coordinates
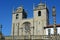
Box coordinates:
[0,0,60,36]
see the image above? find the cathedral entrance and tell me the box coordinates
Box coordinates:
[22,22,31,39]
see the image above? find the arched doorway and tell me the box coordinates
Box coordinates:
[22,22,31,39]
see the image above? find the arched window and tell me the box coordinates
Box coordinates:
[23,22,31,32]
[38,11,41,16]
[16,14,19,19]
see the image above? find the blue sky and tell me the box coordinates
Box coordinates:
[0,0,60,36]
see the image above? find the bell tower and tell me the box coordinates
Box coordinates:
[11,6,27,36]
[33,2,49,35]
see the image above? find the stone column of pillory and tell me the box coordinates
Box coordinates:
[52,6,57,40]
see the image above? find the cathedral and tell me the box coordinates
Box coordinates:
[11,1,49,35]
[11,3,49,36]
[0,1,51,40]
[1,0,60,40]
[11,1,49,40]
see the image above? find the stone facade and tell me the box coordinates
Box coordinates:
[4,2,50,40]
[11,2,49,37]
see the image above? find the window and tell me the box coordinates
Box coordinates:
[25,22,30,32]
[38,11,41,16]
[23,22,31,32]
[16,14,19,19]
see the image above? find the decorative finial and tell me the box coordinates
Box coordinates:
[33,3,35,10]
[45,1,46,8]
[40,0,42,3]
[12,7,15,14]
[52,6,56,16]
